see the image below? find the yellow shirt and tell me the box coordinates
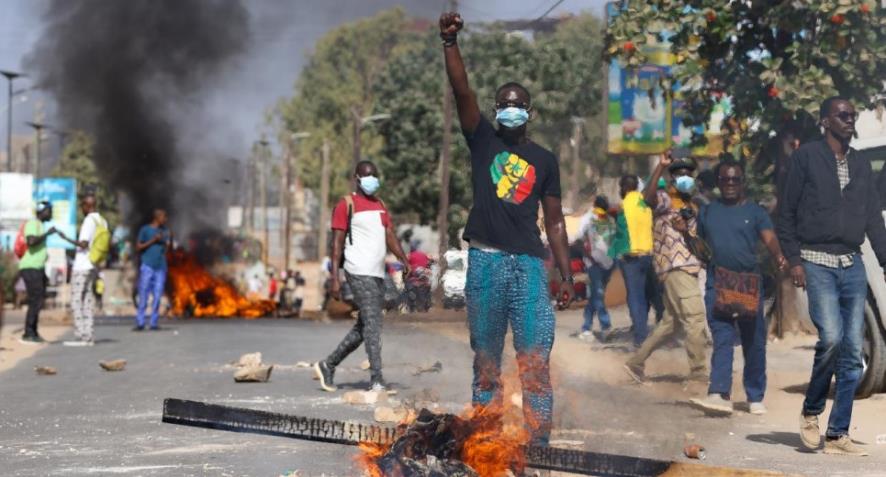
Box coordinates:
[623,191,653,255]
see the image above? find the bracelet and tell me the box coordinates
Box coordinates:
[441,33,457,47]
[561,275,574,284]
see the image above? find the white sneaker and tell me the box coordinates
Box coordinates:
[689,394,733,415]
[749,402,767,415]
[63,340,94,347]
[578,330,593,341]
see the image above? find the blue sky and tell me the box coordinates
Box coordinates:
[0,0,606,161]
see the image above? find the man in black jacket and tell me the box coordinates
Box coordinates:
[777,97,886,456]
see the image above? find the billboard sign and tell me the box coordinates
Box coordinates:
[0,173,35,250]
[33,177,78,250]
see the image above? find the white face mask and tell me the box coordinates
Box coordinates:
[359,175,380,195]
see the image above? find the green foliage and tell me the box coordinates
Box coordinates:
[50,131,120,227]
[607,0,886,196]
[276,10,606,246]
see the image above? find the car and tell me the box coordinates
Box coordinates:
[855,130,886,398]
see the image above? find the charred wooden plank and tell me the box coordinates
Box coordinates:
[161,398,795,477]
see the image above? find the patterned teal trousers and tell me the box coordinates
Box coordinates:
[466,248,555,445]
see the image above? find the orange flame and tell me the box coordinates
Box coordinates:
[165,250,276,318]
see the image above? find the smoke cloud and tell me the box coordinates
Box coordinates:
[26,0,251,231]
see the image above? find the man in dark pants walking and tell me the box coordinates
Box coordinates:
[778,97,886,456]
[440,11,575,446]
[18,201,60,344]
[314,160,409,393]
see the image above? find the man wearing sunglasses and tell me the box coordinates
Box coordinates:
[778,97,886,456]
[690,161,786,417]
[440,11,574,446]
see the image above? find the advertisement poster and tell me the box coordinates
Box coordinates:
[0,173,35,250]
[606,1,725,157]
[33,177,78,250]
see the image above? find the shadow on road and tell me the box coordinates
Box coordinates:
[746,432,815,453]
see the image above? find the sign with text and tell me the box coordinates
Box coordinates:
[34,177,78,250]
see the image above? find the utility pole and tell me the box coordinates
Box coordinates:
[246,151,255,234]
[436,0,458,292]
[1,70,22,172]
[284,132,311,270]
[258,139,270,265]
[567,117,585,212]
[25,121,45,178]
[317,139,332,261]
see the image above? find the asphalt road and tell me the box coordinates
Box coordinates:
[1,311,885,477]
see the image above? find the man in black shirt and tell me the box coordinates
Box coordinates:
[441,11,574,446]
[778,97,886,456]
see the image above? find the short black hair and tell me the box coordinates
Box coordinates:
[495,82,531,105]
[696,169,716,190]
[355,160,376,175]
[619,174,639,191]
[593,195,609,210]
[820,96,849,120]
[714,159,745,179]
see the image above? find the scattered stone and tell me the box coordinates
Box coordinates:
[295,361,311,368]
[683,444,706,460]
[342,390,388,405]
[35,366,57,376]
[360,360,371,370]
[236,352,263,368]
[549,439,583,449]
[374,406,410,423]
[876,434,886,445]
[412,361,443,376]
[99,359,127,372]
[234,365,274,383]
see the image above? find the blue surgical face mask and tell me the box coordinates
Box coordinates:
[495,107,529,128]
[359,175,380,196]
[675,175,695,194]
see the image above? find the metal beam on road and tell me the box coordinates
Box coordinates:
[161,398,794,477]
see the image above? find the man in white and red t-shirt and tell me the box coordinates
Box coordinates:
[315,160,409,393]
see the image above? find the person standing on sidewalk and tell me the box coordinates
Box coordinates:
[778,97,886,456]
[314,160,410,393]
[135,208,172,331]
[18,201,59,344]
[63,195,108,346]
[689,161,786,416]
[438,12,575,446]
[623,153,708,384]
[611,175,654,347]
[578,195,615,342]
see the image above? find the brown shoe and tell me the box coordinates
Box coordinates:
[799,412,820,449]
[824,435,869,456]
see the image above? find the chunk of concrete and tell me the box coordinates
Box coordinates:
[342,390,388,405]
[374,406,410,423]
[234,365,274,383]
[236,352,263,368]
[35,366,57,376]
[99,359,127,371]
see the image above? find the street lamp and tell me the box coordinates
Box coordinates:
[257,139,271,264]
[25,121,46,178]
[1,70,24,172]
[351,109,391,171]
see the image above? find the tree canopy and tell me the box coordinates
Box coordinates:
[607,0,886,193]
[50,131,119,226]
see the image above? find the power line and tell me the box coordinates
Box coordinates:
[534,0,567,22]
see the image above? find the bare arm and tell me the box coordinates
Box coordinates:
[643,153,672,208]
[543,195,575,309]
[385,226,410,276]
[26,226,56,247]
[440,12,480,134]
[329,229,346,299]
[136,234,159,252]
[760,229,787,272]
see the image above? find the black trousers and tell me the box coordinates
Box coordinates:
[20,268,47,337]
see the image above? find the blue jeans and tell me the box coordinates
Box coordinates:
[136,264,167,328]
[619,255,652,346]
[802,259,867,438]
[583,264,613,332]
[705,269,767,402]
[466,248,555,445]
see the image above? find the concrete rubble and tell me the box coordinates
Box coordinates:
[99,359,127,371]
[34,366,57,376]
[235,352,262,368]
[341,389,388,405]
[234,364,274,383]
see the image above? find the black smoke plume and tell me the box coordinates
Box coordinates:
[27,0,251,231]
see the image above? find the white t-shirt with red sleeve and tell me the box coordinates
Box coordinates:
[331,193,391,278]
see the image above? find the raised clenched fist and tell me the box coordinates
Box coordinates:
[439,12,464,36]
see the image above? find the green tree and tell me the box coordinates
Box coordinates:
[372,15,606,244]
[276,8,424,202]
[607,0,886,195]
[50,131,120,226]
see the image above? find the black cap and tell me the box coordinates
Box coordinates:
[668,158,697,174]
[35,200,52,212]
